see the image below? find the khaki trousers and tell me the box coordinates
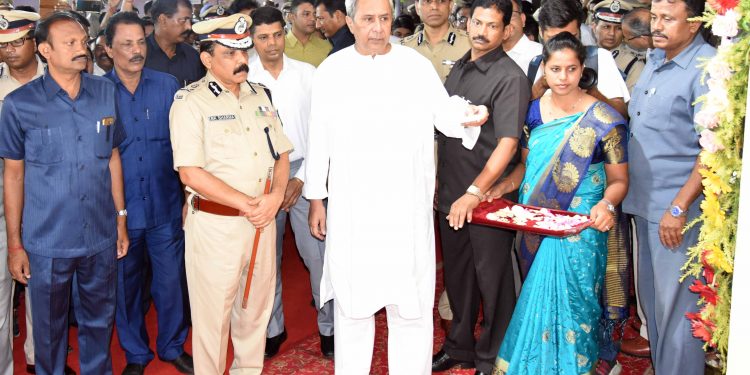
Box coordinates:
[185,210,276,375]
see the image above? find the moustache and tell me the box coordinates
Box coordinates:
[472,36,489,43]
[129,54,145,63]
[180,30,193,38]
[72,54,88,62]
[652,32,667,39]
[233,64,249,74]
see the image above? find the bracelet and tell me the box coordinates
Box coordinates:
[465,192,483,201]
[600,198,613,207]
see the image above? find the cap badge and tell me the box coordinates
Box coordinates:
[216,6,225,16]
[0,16,8,30]
[234,17,248,34]
[610,1,621,12]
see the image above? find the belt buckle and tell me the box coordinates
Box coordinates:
[191,195,198,214]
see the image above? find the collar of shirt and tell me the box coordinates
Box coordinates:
[417,25,460,46]
[455,46,506,73]
[648,34,706,70]
[330,25,354,47]
[104,66,156,92]
[0,55,45,82]
[205,70,256,98]
[508,35,536,55]
[147,33,187,61]
[42,70,95,101]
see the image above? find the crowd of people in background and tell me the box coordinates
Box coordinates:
[0,0,716,373]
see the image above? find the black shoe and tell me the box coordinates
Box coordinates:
[431,350,473,372]
[122,364,147,375]
[320,334,334,358]
[265,330,288,358]
[26,365,76,375]
[164,353,194,374]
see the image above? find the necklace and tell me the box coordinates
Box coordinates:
[547,90,584,119]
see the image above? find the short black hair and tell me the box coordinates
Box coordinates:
[538,0,585,32]
[230,0,260,14]
[392,14,415,33]
[142,16,155,26]
[250,6,286,33]
[542,31,586,64]
[150,0,192,20]
[14,5,37,12]
[622,8,650,36]
[652,0,705,17]
[35,11,85,46]
[524,14,539,40]
[314,0,346,16]
[105,11,144,46]
[291,0,315,13]
[470,0,513,26]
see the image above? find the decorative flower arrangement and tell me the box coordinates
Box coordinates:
[682,0,749,370]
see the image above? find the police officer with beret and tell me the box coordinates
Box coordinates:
[169,13,292,374]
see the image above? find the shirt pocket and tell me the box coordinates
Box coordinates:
[207,123,242,159]
[95,130,114,158]
[26,127,64,164]
[147,111,171,141]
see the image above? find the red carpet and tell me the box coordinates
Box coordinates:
[12,221,652,374]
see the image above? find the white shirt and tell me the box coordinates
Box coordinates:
[506,34,543,76]
[249,54,315,181]
[533,47,631,102]
[581,24,597,47]
[93,63,107,76]
[304,44,475,319]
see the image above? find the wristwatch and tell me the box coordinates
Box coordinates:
[669,205,687,218]
[466,185,484,201]
[116,209,128,217]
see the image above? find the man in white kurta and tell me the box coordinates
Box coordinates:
[303,0,485,373]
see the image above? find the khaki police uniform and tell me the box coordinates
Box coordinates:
[401,25,470,83]
[0,9,41,375]
[170,14,293,375]
[612,44,646,93]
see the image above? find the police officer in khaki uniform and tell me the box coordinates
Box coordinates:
[0,9,48,375]
[616,6,651,92]
[169,13,293,375]
[401,0,470,83]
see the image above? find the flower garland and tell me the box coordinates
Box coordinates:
[682,0,749,369]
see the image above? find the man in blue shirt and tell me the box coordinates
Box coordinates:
[0,12,128,375]
[103,12,193,375]
[622,0,715,373]
[146,0,204,86]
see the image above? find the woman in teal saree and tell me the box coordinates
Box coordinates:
[488,33,629,374]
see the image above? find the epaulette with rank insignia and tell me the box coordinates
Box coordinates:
[400,32,418,46]
[247,81,273,104]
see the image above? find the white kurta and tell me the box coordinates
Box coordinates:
[304,44,473,320]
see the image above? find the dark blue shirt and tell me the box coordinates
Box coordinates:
[105,68,183,230]
[0,72,125,258]
[329,26,355,55]
[145,33,204,87]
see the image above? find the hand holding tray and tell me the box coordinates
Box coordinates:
[471,198,591,237]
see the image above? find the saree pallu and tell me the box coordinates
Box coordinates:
[495,102,626,375]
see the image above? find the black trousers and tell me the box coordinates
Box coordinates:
[439,217,517,374]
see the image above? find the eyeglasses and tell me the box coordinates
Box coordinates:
[0,36,32,49]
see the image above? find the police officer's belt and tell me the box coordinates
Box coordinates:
[191,196,243,216]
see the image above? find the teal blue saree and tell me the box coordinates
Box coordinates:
[495,100,627,375]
